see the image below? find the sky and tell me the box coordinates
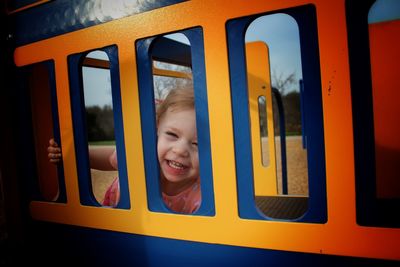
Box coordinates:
[83,0,399,107]
[369,0,400,23]
[245,13,302,92]
[83,62,113,107]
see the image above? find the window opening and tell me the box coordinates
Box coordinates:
[137,28,215,215]
[245,13,308,219]
[150,33,202,214]
[28,61,62,201]
[81,50,119,206]
[368,0,400,201]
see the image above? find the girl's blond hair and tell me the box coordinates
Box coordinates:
[156,87,195,124]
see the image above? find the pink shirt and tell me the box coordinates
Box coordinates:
[162,178,201,214]
[102,177,119,207]
[102,150,119,207]
[103,176,202,214]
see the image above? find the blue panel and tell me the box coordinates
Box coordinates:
[14,221,400,267]
[151,37,192,67]
[272,89,288,195]
[186,28,215,215]
[68,46,130,209]
[136,36,164,211]
[299,79,307,149]
[290,5,327,223]
[11,0,187,46]
[226,5,327,222]
[105,46,130,209]
[136,27,215,215]
[226,16,258,219]
[68,52,96,206]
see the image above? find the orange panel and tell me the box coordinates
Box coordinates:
[246,41,278,196]
[14,0,400,261]
[369,20,400,198]
[29,63,59,201]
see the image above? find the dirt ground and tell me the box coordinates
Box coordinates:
[266,136,308,196]
[90,136,308,203]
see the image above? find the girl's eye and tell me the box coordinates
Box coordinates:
[166,131,178,138]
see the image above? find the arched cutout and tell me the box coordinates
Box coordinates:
[81,50,119,206]
[245,13,308,219]
[27,61,64,202]
[136,27,215,215]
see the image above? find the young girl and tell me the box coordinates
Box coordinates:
[48,87,201,213]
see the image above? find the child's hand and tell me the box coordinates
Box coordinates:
[48,138,62,164]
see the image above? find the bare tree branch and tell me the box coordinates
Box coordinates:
[271,68,296,95]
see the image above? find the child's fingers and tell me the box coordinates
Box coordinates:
[48,138,62,164]
[48,147,61,153]
[48,152,61,158]
[49,138,58,147]
[49,158,61,163]
[48,139,60,152]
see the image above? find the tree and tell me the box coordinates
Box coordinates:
[85,105,114,142]
[271,69,297,96]
[257,69,301,136]
[153,61,193,101]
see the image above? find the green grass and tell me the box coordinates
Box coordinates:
[88,140,116,146]
[286,131,302,136]
[261,132,302,137]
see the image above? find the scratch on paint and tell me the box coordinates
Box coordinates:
[328,70,337,96]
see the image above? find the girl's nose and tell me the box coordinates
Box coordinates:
[172,141,190,157]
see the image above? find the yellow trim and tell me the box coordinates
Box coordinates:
[82,58,110,69]
[152,67,192,79]
[14,0,400,260]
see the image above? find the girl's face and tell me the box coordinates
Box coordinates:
[157,108,199,185]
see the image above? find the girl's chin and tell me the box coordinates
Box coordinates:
[161,170,191,184]
[162,171,186,183]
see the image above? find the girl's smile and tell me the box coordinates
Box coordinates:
[157,108,199,193]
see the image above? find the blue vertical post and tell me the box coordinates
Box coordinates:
[299,79,307,149]
[273,88,287,195]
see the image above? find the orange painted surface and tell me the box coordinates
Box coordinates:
[369,20,400,198]
[246,41,278,196]
[13,0,400,261]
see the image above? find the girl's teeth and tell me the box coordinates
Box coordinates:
[168,160,184,169]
